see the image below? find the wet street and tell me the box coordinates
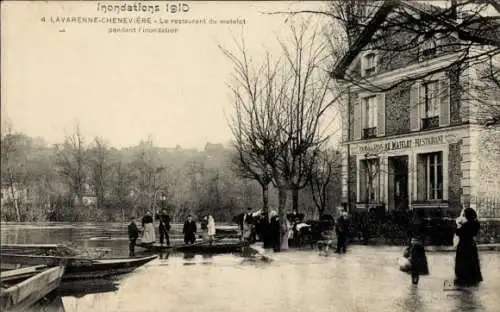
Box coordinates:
[60,248,499,312]
[1,223,499,312]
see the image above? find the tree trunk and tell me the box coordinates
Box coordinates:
[8,175,21,222]
[120,203,125,223]
[261,183,269,215]
[291,186,299,212]
[318,207,324,218]
[278,188,288,251]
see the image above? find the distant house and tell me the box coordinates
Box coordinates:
[73,183,97,207]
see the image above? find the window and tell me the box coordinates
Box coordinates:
[423,81,439,117]
[419,152,443,200]
[420,80,440,129]
[420,39,437,60]
[362,95,377,138]
[360,158,380,203]
[362,52,378,77]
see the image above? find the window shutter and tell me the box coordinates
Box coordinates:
[376,93,385,137]
[416,156,426,201]
[410,83,420,131]
[353,96,362,140]
[439,75,450,127]
[359,161,366,202]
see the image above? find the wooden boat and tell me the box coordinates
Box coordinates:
[0,254,157,281]
[137,239,249,253]
[0,244,110,258]
[0,265,65,312]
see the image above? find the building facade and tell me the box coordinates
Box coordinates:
[333,1,500,216]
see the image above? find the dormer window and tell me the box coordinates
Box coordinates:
[361,51,378,77]
[419,39,437,61]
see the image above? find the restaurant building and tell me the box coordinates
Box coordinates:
[332,1,500,216]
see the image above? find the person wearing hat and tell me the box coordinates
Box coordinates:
[128,215,140,257]
[183,215,197,244]
[159,209,171,246]
[335,210,350,254]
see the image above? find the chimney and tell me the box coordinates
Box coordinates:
[450,0,458,20]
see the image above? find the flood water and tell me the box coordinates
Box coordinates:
[1,223,499,312]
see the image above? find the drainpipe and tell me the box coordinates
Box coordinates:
[347,87,351,213]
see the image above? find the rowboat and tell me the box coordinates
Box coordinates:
[0,265,65,312]
[0,254,157,281]
[137,238,249,254]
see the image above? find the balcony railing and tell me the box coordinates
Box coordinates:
[421,116,439,130]
[363,127,377,139]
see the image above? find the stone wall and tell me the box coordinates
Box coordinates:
[385,82,410,137]
[475,125,500,199]
[448,141,462,212]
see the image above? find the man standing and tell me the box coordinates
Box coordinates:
[159,209,171,246]
[336,210,350,254]
[183,215,197,244]
[128,216,139,257]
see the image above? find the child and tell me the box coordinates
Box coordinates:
[128,216,139,257]
[402,237,429,285]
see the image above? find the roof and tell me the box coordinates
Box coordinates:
[331,0,500,80]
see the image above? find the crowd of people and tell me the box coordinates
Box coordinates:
[127,210,217,256]
[127,205,484,289]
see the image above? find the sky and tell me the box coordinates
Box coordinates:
[2,1,339,150]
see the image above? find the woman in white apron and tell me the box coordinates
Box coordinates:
[141,210,156,244]
[207,214,216,244]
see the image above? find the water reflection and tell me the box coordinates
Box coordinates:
[401,285,424,312]
[158,251,170,260]
[27,292,66,312]
[451,288,483,312]
[58,279,120,298]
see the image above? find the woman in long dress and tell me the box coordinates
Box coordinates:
[207,214,216,244]
[454,208,483,286]
[141,210,156,245]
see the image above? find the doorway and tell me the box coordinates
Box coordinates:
[388,156,409,211]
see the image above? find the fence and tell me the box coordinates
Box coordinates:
[471,196,500,219]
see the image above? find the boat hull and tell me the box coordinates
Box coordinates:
[0,254,157,281]
[0,265,65,312]
[137,241,249,254]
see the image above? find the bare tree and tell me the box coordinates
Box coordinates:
[220,38,289,217]
[87,137,111,213]
[131,137,165,217]
[111,154,135,221]
[221,19,342,250]
[310,148,342,216]
[275,19,341,214]
[55,124,87,211]
[1,122,25,221]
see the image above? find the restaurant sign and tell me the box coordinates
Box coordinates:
[352,135,445,154]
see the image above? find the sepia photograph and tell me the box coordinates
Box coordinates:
[1,1,499,311]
